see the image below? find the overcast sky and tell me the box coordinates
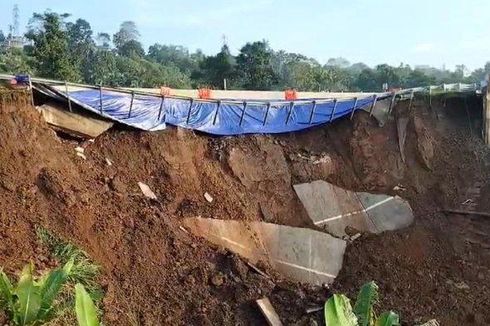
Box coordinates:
[1,0,489,71]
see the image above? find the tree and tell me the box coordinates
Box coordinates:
[236,40,278,90]
[118,39,145,58]
[66,18,95,72]
[375,64,401,89]
[82,49,118,86]
[113,21,140,50]
[468,62,490,83]
[96,32,111,50]
[0,30,5,44]
[0,48,35,74]
[147,44,198,75]
[355,68,379,91]
[325,57,350,68]
[113,56,191,88]
[193,45,236,88]
[404,69,435,88]
[25,11,80,81]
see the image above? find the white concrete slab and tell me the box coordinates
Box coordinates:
[39,102,113,138]
[294,180,413,237]
[183,217,346,285]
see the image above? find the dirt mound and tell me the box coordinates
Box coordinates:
[0,90,489,325]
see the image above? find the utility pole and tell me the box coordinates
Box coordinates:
[12,4,20,37]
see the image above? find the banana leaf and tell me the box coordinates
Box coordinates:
[353,281,379,326]
[375,311,400,326]
[37,258,74,321]
[75,283,100,326]
[0,269,13,310]
[324,294,357,326]
[14,264,41,326]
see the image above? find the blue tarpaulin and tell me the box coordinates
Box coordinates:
[48,87,387,136]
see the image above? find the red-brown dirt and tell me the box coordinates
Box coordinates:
[0,90,488,325]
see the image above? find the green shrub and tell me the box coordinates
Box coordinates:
[0,259,73,325]
[324,281,400,326]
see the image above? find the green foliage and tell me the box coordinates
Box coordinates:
[147,44,200,75]
[35,227,100,294]
[324,294,358,326]
[117,40,145,58]
[33,227,103,325]
[193,45,236,89]
[375,312,400,326]
[236,40,278,90]
[0,260,73,325]
[25,11,80,81]
[353,281,378,326]
[324,281,400,326]
[3,9,487,92]
[75,284,100,326]
[0,47,35,74]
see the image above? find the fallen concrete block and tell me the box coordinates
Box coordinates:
[294,180,413,237]
[183,217,346,285]
[39,102,113,138]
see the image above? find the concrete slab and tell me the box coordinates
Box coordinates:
[294,180,413,237]
[39,102,113,138]
[293,181,376,236]
[183,217,346,285]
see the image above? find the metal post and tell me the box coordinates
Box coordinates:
[128,91,135,118]
[65,81,72,112]
[464,96,473,135]
[157,96,165,120]
[329,99,338,122]
[369,94,378,116]
[263,102,271,126]
[239,101,248,126]
[186,98,194,124]
[350,97,358,120]
[428,86,432,110]
[28,75,35,107]
[99,85,103,113]
[308,100,317,124]
[408,90,415,111]
[212,100,222,125]
[285,101,294,125]
[388,92,397,115]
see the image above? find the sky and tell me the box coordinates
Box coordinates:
[1,0,490,71]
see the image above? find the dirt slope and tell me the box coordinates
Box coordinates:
[0,90,489,325]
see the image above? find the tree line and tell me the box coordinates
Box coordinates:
[1,10,489,92]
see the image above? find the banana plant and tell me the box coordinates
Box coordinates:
[0,259,73,326]
[75,283,99,326]
[324,281,400,326]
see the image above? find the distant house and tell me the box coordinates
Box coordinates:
[2,35,24,49]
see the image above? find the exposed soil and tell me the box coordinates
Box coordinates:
[0,90,488,325]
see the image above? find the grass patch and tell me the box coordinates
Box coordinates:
[35,226,103,325]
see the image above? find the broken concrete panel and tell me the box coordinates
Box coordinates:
[183,217,346,285]
[356,192,414,232]
[39,102,113,138]
[293,180,377,236]
[294,180,413,237]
